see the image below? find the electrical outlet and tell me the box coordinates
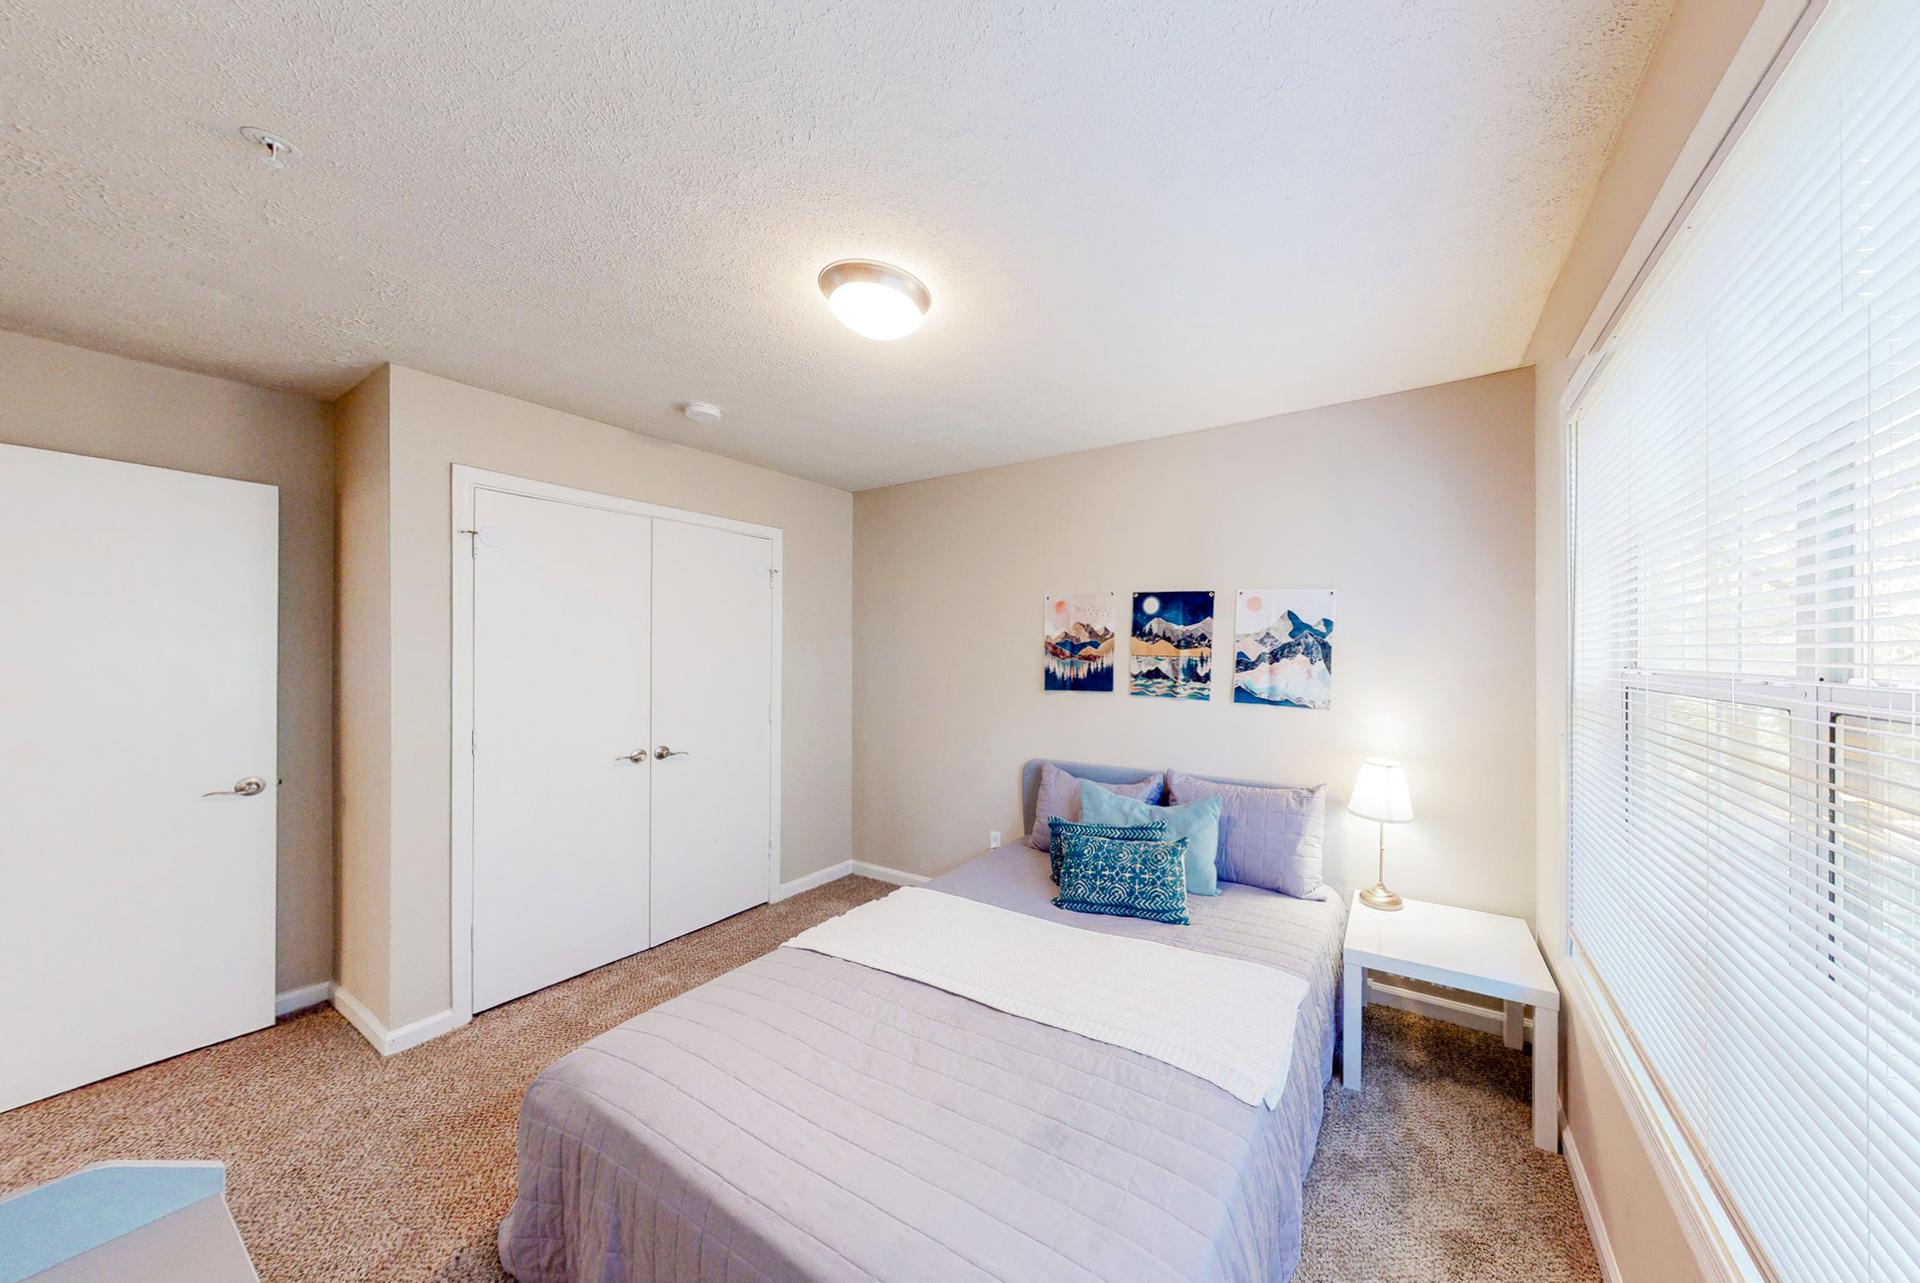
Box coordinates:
[988,830,1002,849]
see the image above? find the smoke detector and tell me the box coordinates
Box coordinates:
[238,126,296,169]
[682,401,723,424]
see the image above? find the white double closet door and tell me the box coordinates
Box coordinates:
[469,484,774,1012]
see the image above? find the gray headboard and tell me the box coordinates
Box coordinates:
[1020,759,1309,834]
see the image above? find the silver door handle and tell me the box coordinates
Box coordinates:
[203,776,267,797]
[654,746,689,760]
[614,750,648,763]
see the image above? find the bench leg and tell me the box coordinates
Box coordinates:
[1343,961,1363,1091]
[1532,1005,1559,1152]
[1503,1000,1526,1050]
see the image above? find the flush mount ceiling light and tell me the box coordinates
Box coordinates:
[817,260,930,340]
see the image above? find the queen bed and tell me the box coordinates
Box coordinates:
[498,763,1346,1283]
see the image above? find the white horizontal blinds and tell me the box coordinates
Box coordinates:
[1568,1,1920,1279]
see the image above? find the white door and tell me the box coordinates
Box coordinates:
[0,444,277,1113]
[650,519,774,944]
[470,489,653,1011]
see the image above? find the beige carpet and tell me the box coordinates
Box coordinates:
[0,876,1598,1282]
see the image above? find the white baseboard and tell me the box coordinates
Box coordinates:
[851,861,928,887]
[273,981,332,1017]
[856,868,929,887]
[777,859,929,897]
[326,984,385,1050]
[1365,978,1529,1042]
[1563,1117,1623,1283]
[775,860,853,900]
[329,983,465,1057]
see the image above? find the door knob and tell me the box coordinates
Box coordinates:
[203,776,267,797]
[654,746,689,760]
[614,750,648,763]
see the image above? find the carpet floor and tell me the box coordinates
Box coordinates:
[0,876,1598,1282]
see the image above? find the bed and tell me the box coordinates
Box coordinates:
[498,763,1346,1283]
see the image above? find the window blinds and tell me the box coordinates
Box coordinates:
[1567,1,1920,1280]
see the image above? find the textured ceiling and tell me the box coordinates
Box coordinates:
[0,1,1670,490]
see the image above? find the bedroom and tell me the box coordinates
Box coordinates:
[0,1,1912,1281]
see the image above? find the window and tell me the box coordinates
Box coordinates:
[1567,1,1920,1279]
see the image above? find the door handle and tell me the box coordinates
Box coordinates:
[614,750,649,763]
[203,776,267,797]
[654,746,689,760]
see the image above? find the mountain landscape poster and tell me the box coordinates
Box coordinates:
[1129,591,1214,699]
[1234,589,1334,708]
[1043,593,1116,692]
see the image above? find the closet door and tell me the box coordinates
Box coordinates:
[649,519,774,944]
[471,490,652,1011]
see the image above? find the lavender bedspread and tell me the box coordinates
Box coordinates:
[497,844,1345,1283]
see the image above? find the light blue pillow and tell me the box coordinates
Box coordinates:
[1079,780,1222,896]
[1053,833,1191,925]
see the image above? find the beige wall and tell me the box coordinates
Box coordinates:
[853,369,1537,909]
[0,329,337,994]
[331,368,393,1017]
[336,364,855,1028]
[1525,0,1773,1278]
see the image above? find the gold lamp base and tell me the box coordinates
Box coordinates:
[1358,883,1403,912]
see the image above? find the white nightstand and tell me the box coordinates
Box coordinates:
[1342,892,1562,1152]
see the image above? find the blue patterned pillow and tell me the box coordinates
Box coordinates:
[1053,833,1191,925]
[1047,818,1171,884]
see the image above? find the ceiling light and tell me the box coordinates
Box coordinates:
[817,260,930,340]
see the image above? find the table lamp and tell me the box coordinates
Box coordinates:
[1350,757,1413,911]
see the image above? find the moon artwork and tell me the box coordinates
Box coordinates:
[1129,591,1214,699]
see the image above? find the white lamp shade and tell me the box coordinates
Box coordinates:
[1349,757,1413,823]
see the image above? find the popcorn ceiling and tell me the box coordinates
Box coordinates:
[0,0,1671,490]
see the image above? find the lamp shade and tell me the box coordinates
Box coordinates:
[1349,757,1413,824]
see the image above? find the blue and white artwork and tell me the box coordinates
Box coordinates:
[1044,593,1116,691]
[1130,591,1214,699]
[1234,589,1334,708]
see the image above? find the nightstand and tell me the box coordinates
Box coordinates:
[1341,892,1562,1151]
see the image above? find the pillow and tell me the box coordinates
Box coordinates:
[1046,818,1170,884]
[1079,781,1223,896]
[1027,762,1165,851]
[1052,833,1191,925]
[1165,771,1327,897]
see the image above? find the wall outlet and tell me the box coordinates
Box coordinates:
[988,830,1002,849]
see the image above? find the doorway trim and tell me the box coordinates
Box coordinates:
[450,465,784,1023]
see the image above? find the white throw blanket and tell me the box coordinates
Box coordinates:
[781,887,1308,1108]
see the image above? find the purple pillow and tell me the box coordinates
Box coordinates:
[1028,763,1165,851]
[1165,771,1326,897]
